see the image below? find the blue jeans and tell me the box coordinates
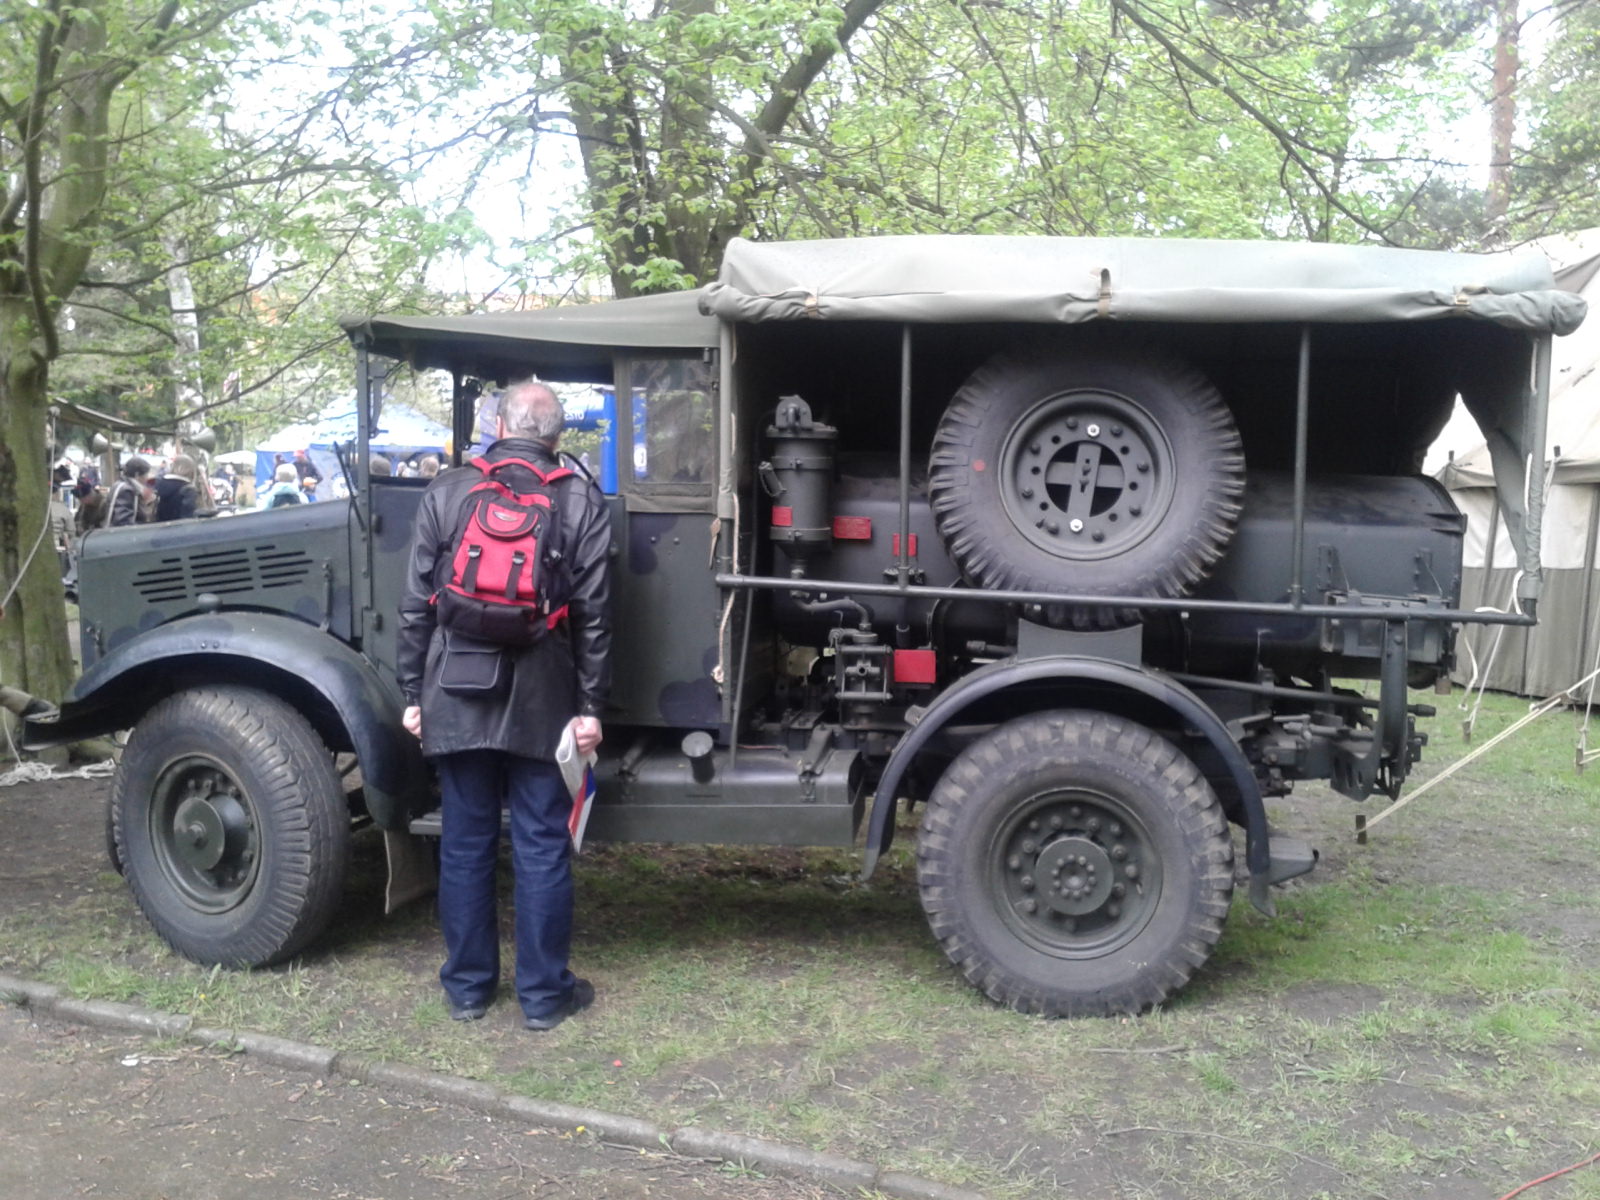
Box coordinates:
[434,751,576,1019]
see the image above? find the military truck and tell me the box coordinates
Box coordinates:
[29,236,1585,1016]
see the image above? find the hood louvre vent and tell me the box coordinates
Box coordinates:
[132,543,315,603]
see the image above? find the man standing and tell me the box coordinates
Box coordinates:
[106,457,154,527]
[396,382,611,1031]
[153,455,200,522]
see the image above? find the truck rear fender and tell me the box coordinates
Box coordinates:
[862,655,1270,897]
[27,612,428,831]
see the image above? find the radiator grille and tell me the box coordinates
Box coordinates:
[131,544,315,604]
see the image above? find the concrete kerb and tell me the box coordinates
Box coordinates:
[0,972,989,1200]
[669,1125,878,1191]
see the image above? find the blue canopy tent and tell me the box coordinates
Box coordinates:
[255,399,450,498]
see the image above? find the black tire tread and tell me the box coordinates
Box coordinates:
[916,710,1234,1016]
[929,345,1245,628]
[113,686,349,967]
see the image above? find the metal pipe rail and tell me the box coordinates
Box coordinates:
[713,570,1538,627]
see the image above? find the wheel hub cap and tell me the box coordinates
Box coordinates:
[999,391,1172,560]
[150,759,260,914]
[994,794,1159,956]
[1037,837,1113,915]
[171,791,249,871]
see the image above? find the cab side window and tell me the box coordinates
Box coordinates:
[622,356,716,510]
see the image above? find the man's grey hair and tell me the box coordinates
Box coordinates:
[500,382,564,444]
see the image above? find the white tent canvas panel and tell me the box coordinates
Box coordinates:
[1439,230,1600,696]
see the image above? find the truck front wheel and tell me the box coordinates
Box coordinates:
[112,686,350,967]
[916,710,1234,1016]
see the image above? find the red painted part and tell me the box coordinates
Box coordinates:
[832,515,873,540]
[771,506,793,527]
[891,533,918,557]
[894,648,937,685]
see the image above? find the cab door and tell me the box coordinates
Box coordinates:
[604,354,723,730]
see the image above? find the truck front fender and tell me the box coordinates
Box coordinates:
[24,612,428,831]
[863,655,1269,894]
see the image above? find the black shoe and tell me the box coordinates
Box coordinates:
[523,978,594,1031]
[447,999,489,1022]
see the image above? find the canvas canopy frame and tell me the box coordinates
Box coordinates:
[343,235,1584,627]
[699,236,1579,628]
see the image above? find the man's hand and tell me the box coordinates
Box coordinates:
[572,715,602,756]
[403,705,422,739]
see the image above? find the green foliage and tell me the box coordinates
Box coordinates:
[26,6,464,446]
[323,0,1515,304]
[1511,0,1600,237]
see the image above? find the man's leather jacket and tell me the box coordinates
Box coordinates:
[396,438,612,761]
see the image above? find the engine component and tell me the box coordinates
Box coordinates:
[762,394,838,569]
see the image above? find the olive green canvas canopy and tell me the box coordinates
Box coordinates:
[701,235,1587,335]
[344,235,1588,611]
[341,289,718,382]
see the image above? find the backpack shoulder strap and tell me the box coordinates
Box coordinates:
[557,451,597,487]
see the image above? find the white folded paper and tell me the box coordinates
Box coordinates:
[555,720,598,851]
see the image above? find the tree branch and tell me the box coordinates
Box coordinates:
[22,0,72,363]
[1110,0,1397,243]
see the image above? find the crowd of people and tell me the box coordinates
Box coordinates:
[54,443,443,598]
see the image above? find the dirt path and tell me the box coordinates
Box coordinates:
[0,1002,828,1200]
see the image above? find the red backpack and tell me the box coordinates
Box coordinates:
[435,456,574,645]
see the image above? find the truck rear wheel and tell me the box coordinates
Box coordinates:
[112,686,350,967]
[916,710,1234,1016]
[928,344,1244,627]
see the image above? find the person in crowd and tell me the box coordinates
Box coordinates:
[397,381,612,1031]
[294,448,323,493]
[73,474,107,534]
[418,455,440,478]
[369,455,392,477]
[264,463,307,508]
[153,455,200,522]
[106,458,154,527]
[210,464,235,508]
[50,472,74,584]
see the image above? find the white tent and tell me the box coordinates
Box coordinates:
[1437,229,1600,696]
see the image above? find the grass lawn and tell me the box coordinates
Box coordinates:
[3,687,1598,1198]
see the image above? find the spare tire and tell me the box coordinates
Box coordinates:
[929,344,1244,628]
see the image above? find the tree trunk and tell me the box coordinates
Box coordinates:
[165,239,205,433]
[0,298,76,743]
[1486,0,1519,226]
